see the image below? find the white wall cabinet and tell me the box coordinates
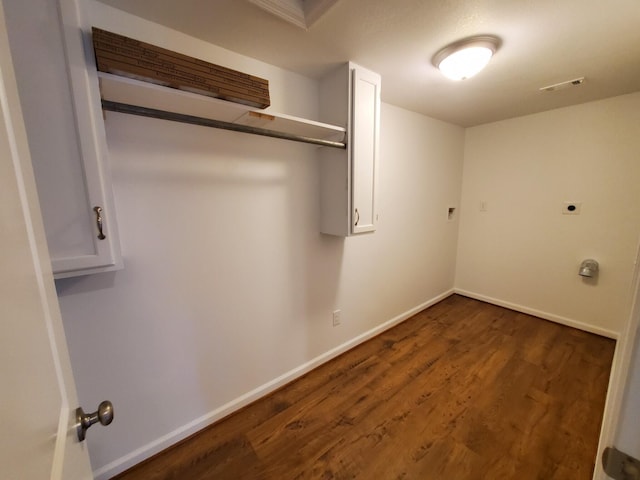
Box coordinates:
[4,0,122,278]
[319,63,381,236]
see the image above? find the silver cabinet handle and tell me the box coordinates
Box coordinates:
[93,206,106,240]
[354,208,360,226]
[76,400,114,441]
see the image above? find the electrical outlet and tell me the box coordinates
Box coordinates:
[332,310,341,327]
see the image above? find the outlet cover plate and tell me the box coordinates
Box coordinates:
[332,310,341,327]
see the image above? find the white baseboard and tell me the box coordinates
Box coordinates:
[93,288,455,480]
[454,288,618,339]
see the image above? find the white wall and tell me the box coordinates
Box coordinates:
[456,93,640,337]
[55,4,465,477]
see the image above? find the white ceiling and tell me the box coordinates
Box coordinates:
[94,0,640,127]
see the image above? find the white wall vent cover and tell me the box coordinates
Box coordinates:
[539,77,585,92]
[248,0,340,29]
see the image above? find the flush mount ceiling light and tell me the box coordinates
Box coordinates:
[432,35,501,81]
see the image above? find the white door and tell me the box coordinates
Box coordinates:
[594,243,640,479]
[0,2,94,477]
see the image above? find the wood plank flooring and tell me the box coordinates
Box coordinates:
[112,295,616,480]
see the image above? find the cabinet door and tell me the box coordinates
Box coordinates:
[5,0,121,278]
[350,66,380,234]
[319,62,380,237]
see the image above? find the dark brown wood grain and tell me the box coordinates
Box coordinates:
[92,28,271,109]
[112,295,615,480]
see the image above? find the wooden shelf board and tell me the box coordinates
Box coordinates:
[233,111,345,142]
[98,72,346,143]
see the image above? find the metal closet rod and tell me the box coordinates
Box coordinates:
[101,100,347,150]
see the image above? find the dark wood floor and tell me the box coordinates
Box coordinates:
[113,295,616,480]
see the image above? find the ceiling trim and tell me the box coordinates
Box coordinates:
[248,0,340,29]
[304,0,340,26]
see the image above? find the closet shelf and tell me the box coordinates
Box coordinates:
[98,72,347,149]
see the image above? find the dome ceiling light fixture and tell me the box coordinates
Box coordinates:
[432,35,501,81]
